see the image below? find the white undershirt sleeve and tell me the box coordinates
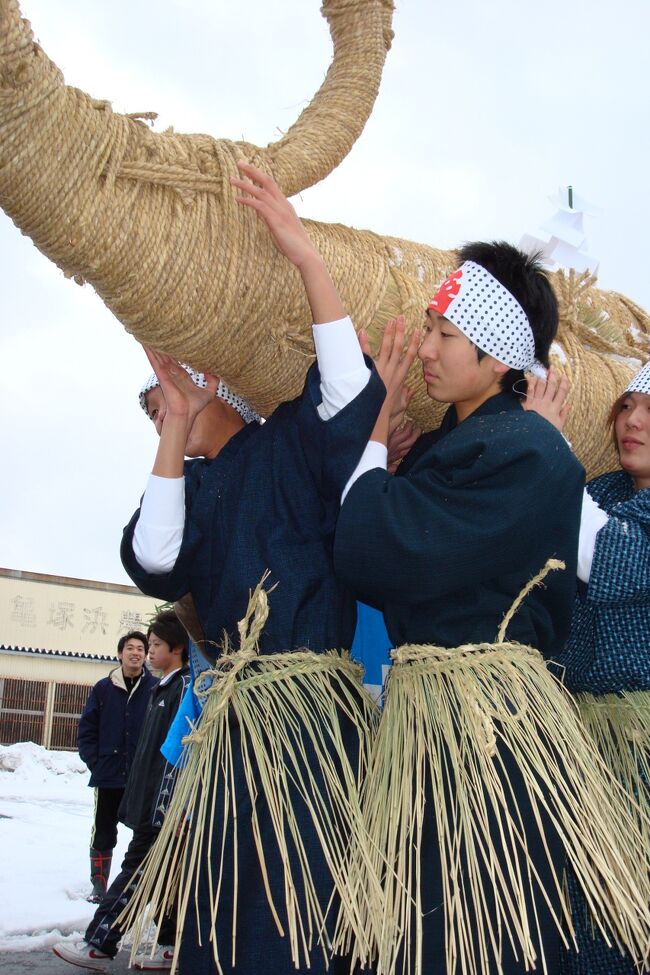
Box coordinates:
[577,488,610,583]
[313,317,371,420]
[133,318,372,570]
[341,441,388,504]
[132,474,186,574]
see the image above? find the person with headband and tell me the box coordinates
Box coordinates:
[524,360,650,975]
[119,163,416,975]
[333,245,649,974]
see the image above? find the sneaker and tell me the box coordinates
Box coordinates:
[52,940,113,972]
[133,945,175,970]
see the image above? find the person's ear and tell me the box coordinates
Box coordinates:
[491,361,509,377]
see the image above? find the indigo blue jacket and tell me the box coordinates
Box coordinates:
[78,666,159,788]
[121,362,385,657]
[560,471,650,694]
[335,393,584,656]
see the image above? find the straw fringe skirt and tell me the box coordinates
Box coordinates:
[336,642,650,975]
[561,690,650,975]
[119,645,380,975]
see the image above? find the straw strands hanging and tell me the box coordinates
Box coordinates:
[336,561,650,975]
[577,690,650,854]
[119,582,381,975]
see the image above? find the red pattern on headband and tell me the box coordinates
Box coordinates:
[429,269,463,315]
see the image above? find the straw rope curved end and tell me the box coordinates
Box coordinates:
[497,558,565,643]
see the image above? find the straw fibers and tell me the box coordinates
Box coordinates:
[1,1,650,479]
[337,561,650,975]
[119,581,380,975]
[577,690,650,856]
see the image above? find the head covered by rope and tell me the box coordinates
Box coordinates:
[428,260,538,372]
[139,364,261,425]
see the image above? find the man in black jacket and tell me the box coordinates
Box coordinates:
[54,611,190,972]
[78,631,158,903]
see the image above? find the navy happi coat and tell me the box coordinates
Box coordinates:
[335,392,585,975]
[335,392,584,654]
[122,362,384,657]
[121,362,384,975]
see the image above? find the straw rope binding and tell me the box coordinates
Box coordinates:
[118,579,381,974]
[336,561,650,975]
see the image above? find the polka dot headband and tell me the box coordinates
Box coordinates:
[139,365,261,424]
[625,361,650,396]
[428,261,536,371]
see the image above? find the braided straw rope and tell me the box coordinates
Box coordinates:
[118,579,381,975]
[1,1,649,478]
[336,560,650,975]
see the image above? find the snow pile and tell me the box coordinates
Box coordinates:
[0,741,86,799]
[0,742,131,952]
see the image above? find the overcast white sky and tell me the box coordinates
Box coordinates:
[1,0,649,585]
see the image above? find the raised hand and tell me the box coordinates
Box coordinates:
[387,420,422,473]
[145,347,218,423]
[522,367,571,432]
[231,161,344,325]
[361,316,421,446]
[231,162,318,269]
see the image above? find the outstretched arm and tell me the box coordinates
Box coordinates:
[232,161,344,325]
[233,161,374,422]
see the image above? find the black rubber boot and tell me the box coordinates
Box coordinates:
[88,847,112,904]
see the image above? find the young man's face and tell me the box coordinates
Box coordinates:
[418,310,507,419]
[118,638,147,676]
[147,633,181,677]
[615,392,650,489]
[144,386,223,459]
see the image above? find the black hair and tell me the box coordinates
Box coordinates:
[147,610,189,664]
[117,630,148,655]
[458,241,558,395]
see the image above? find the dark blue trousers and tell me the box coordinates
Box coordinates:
[86,827,175,958]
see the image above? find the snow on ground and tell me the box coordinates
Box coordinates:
[0,742,132,952]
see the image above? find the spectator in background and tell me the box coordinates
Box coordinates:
[77,631,158,902]
[54,610,190,972]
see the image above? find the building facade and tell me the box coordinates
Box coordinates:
[0,567,161,749]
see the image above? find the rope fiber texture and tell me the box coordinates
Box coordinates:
[1,0,649,478]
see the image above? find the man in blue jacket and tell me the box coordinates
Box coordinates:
[78,631,158,902]
[55,611,190,972]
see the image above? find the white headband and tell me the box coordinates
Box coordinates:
[428,261,536,371]
[625,361,650,396]
[139,365,261,425]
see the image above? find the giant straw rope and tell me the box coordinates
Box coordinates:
[1,0,649,478]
